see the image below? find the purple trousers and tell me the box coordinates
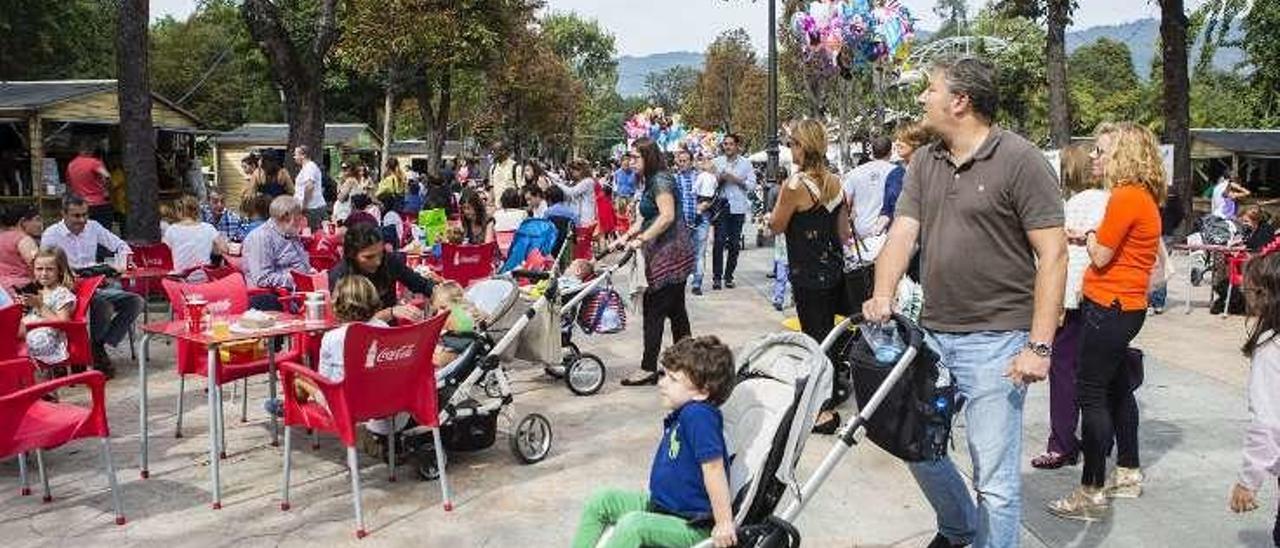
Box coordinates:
[1047,310,1082,455]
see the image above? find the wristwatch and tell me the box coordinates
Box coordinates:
[1026,341,1052,358]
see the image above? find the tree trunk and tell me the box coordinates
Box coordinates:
[1160,0,1194,235]
[382,86,394,169]
[414,71,452,178]
[117,0,159,242]
[1046,0,1072,147]
[242,0,337,174]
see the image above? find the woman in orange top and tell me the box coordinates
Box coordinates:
[1049,122,1165,521]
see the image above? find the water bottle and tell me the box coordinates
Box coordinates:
[860,321,905,365]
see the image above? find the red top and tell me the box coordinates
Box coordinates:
[0,230,31,291]
[1083,184,1162,311]
[67,154,109,205]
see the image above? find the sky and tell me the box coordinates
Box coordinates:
[151,0,1211,57]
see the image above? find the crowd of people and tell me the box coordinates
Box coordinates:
[10,53,1280,548]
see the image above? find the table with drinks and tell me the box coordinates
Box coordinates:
[135,294,339,509]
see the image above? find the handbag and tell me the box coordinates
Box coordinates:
[643,173,696,288]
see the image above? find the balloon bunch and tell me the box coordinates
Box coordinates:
[790,0,915,73]
[682,128,725,159]
[622,107,721,154]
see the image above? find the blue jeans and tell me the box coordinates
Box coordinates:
[1148,284,1168,309]
[772,260,789,307]
[690,222,710,289]
[909,329,1028,548]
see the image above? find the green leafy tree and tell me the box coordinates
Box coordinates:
[241,0,341,171]
[540,12,619,159]
[970,10,1049,142]
[486,25,582,160]
[150,0,281,130]
[645,66,701,113]
[1241,1,1280,124]
[995,0,1078,146]
[933,0,970,38]
[1068,38,1144,134]
[688,29,768,147]
[0,0,116,80]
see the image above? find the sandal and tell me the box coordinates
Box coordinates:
[812,412,841,435]
[1031,451,1079,469]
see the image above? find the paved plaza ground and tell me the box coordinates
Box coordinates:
[0,238,1274,547]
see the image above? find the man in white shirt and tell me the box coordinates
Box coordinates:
[711,133,757,289]
[40,194,143,376]
[842,136,895,240]
[293,145,327,231]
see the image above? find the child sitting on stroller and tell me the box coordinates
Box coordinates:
[431,280,486,367]
[572,336,738,548]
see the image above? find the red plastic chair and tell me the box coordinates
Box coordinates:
[278,315,451,538]
[0,358,125,525]
[223,254,245,272]
[573,223,597,261]
[200,264,239,282]
[309,252,339,272]
[1224,251,1251,316]
[0,305,27,360]
[160,274,302,442]
[440,242,496,287]
[495,229,516,259]
[26,276,103,371]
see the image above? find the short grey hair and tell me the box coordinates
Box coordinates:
[269,195,302,221]
[929,56,999,122]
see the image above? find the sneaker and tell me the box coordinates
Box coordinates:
[926,533,969,548]
[691,286,703,296]
[773,301,784,311]
[725,280,736,289]
[1046,486,1109,522]
[263,398,284,418]
[712,281,722,290]
[1104,467,1144,498]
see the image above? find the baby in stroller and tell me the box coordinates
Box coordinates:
[430,280,486,367]
[572,336,739,548]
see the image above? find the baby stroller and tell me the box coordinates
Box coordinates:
[690,314,926,548]
[543,249,635,395]
[403,274,558,480]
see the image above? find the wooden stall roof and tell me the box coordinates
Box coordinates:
[215,123,382,151]
[1191,129,1280,159]
[388,139,464,159]
[0,80,201,129]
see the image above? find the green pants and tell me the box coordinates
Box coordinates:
[571,488,710,548]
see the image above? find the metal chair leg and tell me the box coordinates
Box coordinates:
[18,452,30,496]
[1223,281,1234,318]
[240,379,249,423]
[311,430,319,451]
[433,429,452,511]
[218,386,227,459]
[347,447,367,538]
[280,426,293,511]
[175,376,186,438]
[35,449,50,503]
[100,438,126,525]
[388,424,397,482]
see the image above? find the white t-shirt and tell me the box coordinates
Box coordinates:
[695,171,718,199]
[1211,179,1237,219]
[1063,189,1110,309]
[383,210,404,243]
[318,318,390,381]
[163,222,221,273]
[493,208,528,232]
[841,159,894,238]
[296,160,326,210]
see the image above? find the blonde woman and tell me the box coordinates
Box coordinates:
[1049,122,1165,521]
[768,119,851,434]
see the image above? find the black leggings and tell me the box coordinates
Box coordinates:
[794,284,843,344]
[1077,298,1146,488]
[641,282,691,372]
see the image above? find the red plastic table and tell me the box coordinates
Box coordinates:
[135,313,339,509]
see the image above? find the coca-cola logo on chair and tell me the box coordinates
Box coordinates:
[363,341,417,369]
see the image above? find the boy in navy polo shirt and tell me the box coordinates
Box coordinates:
[572,336,738,548]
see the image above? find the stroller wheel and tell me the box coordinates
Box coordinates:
[566,353,606,396]
[510,413,553,464]
[414,436,447,481]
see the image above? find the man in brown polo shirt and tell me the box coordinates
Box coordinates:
[863,57,1067,548]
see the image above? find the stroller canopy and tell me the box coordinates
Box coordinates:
[721,332,833,525]
[499,218,560,273]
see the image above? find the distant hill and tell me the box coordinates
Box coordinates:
[1065,18,1245,79]
[616,18,1246,97]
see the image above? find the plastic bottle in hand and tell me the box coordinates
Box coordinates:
[860,321,905,365]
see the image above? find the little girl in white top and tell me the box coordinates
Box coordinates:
[22,248,77,365]
[1230,251,1280,545]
